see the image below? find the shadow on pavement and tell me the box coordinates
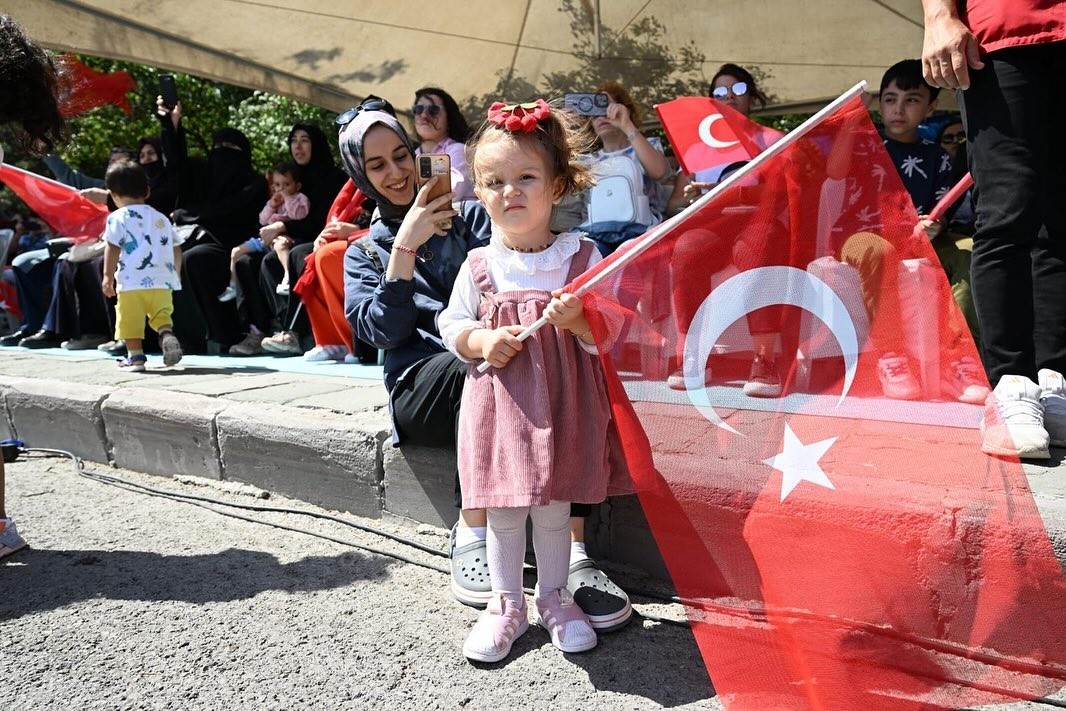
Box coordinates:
[0,547,389,621]
[568,615,716,707]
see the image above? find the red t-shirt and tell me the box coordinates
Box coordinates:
[960,0,1066,53]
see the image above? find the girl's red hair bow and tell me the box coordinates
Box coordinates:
[486,99,551,133]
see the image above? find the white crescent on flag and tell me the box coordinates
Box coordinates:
[698,113,740,149]
[680,266,860,434]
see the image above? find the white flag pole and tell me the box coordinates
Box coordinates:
[476,81,869,373]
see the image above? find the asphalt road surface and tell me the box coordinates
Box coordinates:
[0,452,715,710]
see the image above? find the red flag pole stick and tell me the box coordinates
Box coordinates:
[927,172,974,223]
[476,82,870,373]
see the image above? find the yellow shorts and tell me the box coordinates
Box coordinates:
[115,288,173,340]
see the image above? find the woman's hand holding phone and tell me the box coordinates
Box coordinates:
[395,176,456,250]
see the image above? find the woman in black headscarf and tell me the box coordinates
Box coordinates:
[137,136,177,216]
[245,122,347,356]
[158,99,268,352]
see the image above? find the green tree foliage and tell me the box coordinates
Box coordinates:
[3,56,336,186]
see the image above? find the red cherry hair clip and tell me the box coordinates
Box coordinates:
[486,99,551,133]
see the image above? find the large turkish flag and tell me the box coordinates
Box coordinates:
[574,95,1066,709]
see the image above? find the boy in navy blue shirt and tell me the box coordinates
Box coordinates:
[879,59,977,340]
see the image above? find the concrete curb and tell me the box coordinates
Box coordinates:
[3,368,1065,581]
[1,376,112,464]
[102,388,226,480]
[215,403,389,519]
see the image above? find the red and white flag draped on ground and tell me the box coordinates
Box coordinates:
[55,55,136,118]
[0,164,108,242]
[655,97,784,175]
[571,87,1066,709]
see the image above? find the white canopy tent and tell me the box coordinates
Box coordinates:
[5,0,929,115]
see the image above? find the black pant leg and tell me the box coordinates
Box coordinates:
[73,257,110,336]
[183,243,242,347]
[235,251,271,333]
[963,42,1066,384]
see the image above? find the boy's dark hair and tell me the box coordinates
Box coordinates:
[880,59,939,102]
[105,159,149,199]
[414,87,471,143]
[273,161,302,183]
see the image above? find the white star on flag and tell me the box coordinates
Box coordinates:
[763,424,838,502]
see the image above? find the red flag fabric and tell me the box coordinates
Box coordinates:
[55,56,136,118]
[655,97,784,175]
[0,164,108,243]
[574,96,1066,709]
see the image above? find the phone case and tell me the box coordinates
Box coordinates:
[417,153,452,202]
[159,75,178,108]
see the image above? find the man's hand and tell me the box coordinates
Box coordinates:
[922,14,984,90]
[102,275,116,298]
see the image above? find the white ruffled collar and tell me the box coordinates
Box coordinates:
[487,228,583,275]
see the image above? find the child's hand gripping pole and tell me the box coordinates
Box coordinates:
[475,315,548,373]
[913,172,974,240]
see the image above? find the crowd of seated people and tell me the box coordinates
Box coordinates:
[0,70,983,388]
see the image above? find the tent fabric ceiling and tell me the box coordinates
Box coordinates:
[6,0,927,115]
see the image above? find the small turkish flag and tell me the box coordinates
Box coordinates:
[655,97,784,175]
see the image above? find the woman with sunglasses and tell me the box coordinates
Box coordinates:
[412,87,475,201]
[666,63,771,217]
[665,64,790,398]
[341,100,633,629]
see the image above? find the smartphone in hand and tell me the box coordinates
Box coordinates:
[417,153,452,202]
[159,74,178,110]
[564,92,610,117]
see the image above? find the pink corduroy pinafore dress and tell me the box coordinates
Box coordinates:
[457,239,628,510]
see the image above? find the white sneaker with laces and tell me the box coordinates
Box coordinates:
[981,375,1049,459]
[943,356,990,404]
[1038,369,1066,447]
[877,352,921,400]
[217,285,237,303]
[0,517,28,559]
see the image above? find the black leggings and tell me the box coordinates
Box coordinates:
[390,351,591,516]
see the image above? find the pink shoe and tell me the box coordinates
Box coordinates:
[534,586,597,654]
[462,593,528,663]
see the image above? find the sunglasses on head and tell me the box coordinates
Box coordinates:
[412,103,443,118]
[711,81,748,100]
[335,95,396,127]
[940,131,966,145]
